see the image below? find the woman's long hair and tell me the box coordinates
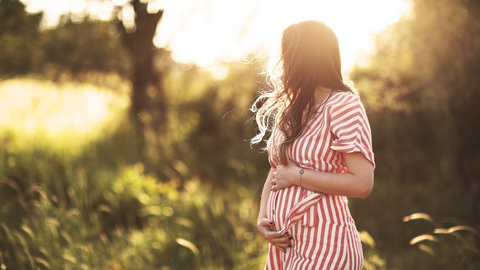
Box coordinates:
[250,20,356,165]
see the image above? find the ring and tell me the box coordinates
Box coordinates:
[271,179,276,186]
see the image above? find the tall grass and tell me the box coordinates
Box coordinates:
[0,78,267,269]
[403,213,480,270]
[0,78,129,154]
[3,77,477,269]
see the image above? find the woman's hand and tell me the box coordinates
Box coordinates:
[257,218,292,253]
[271,159,300,191]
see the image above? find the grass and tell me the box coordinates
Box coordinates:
[0,78,129,154]
[1,77,478,269]
[0,78,267,269]
[403,213,480,269]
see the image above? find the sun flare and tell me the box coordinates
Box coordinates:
[154,0,411,72]
[0,79,128,136]
[21,0,411,73]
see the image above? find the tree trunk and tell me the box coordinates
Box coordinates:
[119,0,165,161]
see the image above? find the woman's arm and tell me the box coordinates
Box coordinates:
[272,152,374,199]
[257,168,292,252]
[257,168,274,222]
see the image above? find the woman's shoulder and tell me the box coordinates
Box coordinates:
[325,90,369,123]
[326,90,361,108]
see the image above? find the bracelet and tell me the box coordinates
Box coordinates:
[299,168,304,187]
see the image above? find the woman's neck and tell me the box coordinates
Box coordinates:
[314,85,333,106]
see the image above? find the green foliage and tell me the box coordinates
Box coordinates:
[97,164,267,270]
[0,135,267,269]
[0,69,268,269]
[0,0,43,78]
[359,231,387,270]
[0,0,131,80]
[404,213,480,269]
[349,0,480,268]
[40,18,132,79]
[152,60,269,188]
[5,0,480,268]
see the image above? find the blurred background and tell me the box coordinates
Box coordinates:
[1,0,479,269]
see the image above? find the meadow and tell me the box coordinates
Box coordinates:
[1,69,478,269]
[1,0,480,267]
[0,75,272,270]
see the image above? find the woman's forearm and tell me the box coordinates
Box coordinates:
[274,152,374,198]
[299,167,372,198]
[257,168,275,223]
[301,153,373,198]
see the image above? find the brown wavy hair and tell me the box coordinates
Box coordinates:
[250,20,356,165]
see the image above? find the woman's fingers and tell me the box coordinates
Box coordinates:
[264,231,292,246]
[272,159,303,190]
[272,165,290,190]
[260,228,292,242]
[259,218,274,227]
[263,230,283,239]
[258,219,293,252]
[269,234,292,244]
[270,234,293,253]
[271,172,278,187]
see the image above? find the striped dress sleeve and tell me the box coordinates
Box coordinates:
[329,93,375,168]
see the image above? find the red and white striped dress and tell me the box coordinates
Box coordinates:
[265,91,375,270]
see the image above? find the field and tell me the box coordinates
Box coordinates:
[0,74,478,270]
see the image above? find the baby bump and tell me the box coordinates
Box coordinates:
[266,185,320,231]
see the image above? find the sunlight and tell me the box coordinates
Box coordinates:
[21,0,411,72]
[0,79,128,135]
[155,0,411,71]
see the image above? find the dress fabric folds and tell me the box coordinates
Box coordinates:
[265,91,375,270]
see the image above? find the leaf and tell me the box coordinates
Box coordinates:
[448,225,477,234]
[65,208,81,220]
[14,231,35,269]
[45,218,60,227]
[60,230,74,248]
[20,224,36,245]
[358,230,376,248]
[176,238,199,256]
[25,184,47,200]
[403,213,435,224]
[137,206,162,217]
[102,191,120,211]
[434,225,477,239]
[433,228,449,234]
[62,254,77,263]
[0,223,16,248]
[97,205,113,214]
[33,256,51,270]
[0,178,22,194]
[174,217,195,229]
[410,234,439,245]
[418,243,436,257]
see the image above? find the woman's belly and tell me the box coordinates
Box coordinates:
[266,186,356,232]
[266,185,317,231]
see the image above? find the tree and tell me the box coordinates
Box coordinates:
[40,17,131,79]
[116,0,166,163]
[0,0,42,78]
[2,0,167,164]
[351,0,480,245]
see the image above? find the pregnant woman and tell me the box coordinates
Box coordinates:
[251,20,375,269]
